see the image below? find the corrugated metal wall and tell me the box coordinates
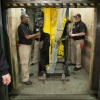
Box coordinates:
[93,8,100,90]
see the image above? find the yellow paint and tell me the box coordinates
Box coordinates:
[13,4,17,6]
[43,8,51,34]
[43,8,67,68]
[63,3,66,6]
[90,3,94,6]
[77,3,81,6]
[70,3,74,6]
[84,3,88,6]
[27,3,31,6]
[6,3,99,7]
[48,3,53,6]
[20,3,24,6]
[56,3,59,6]
[41,3,45,6]
[35,3,38,6]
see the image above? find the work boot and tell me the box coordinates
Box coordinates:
[38,73,46,80]
[68,63,76,66]
[30,63,35,66]
[29,73,33,77]
[22,80,32,85]
[73,67,81,71]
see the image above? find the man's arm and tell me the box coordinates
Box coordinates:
[21,24,41,40]
[69,32,85,37]
[25,32,40,39]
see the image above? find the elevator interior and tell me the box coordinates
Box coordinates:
[5,7,97,99]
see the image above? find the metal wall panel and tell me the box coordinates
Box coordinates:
[5,0,93,3]
[0,0,4,49]
[92,8,100,91]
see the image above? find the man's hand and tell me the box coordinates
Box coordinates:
[34,32,41,38]
[2,73,11,85]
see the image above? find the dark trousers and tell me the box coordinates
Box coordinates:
[0,73,9,100]
[39,33,50,76]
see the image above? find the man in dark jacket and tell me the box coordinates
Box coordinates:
[38,28,50,80]
[0,38,11,100]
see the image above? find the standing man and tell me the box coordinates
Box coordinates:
[31,20,43,65]
[32,19,50,80]
[0,38,11,100]
[69,14,87,71]
[18,14,40,85]
[38,26,50,80]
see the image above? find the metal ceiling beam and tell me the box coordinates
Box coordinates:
[4,0,94,3]
[3,0,100,8]
[4,3,100,8]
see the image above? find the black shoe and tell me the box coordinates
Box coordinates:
[29,73,33,77]
[31,63,35,65]
[22,80,32,85]
[68,63,76,66]
[74,67,81,71]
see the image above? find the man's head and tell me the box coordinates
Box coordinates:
[21,14,29,24]
[73,14,81,22]
[38,18,44,27]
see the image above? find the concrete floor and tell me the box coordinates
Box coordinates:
[12,64,94,95]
